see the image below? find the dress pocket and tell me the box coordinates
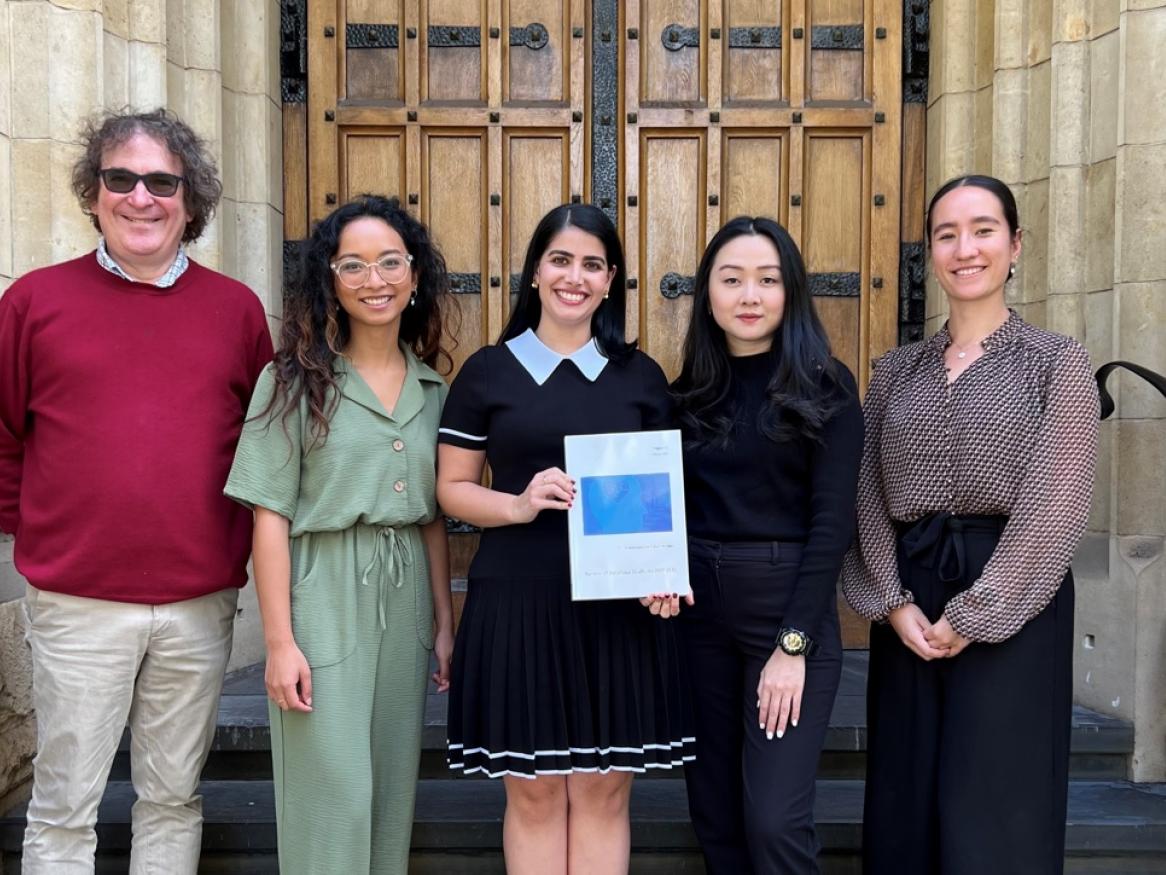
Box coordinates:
[290,550,359,668]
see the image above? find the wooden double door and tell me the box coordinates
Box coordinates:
[283,0,908,645]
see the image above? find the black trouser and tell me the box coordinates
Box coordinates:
[680,537,843,875]
[864,514,1074,875]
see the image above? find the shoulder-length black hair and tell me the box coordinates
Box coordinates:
[263,194,453,442]
[672,215,847,445]
[499,203,635,362]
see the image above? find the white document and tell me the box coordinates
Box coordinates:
[564,429,691,601]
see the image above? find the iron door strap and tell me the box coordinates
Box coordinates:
[809,25,864,49]
[418,24,548,49]
[347,23,398,48]
[662,24,784,51]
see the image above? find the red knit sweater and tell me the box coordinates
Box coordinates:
[0,253,274,604]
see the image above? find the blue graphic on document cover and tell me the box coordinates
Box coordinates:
[580,473,673,536]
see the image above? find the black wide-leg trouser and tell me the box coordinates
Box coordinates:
[680,537,843,875]
[863,514,1074,875]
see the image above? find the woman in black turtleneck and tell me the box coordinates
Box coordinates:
[664,216,863,874]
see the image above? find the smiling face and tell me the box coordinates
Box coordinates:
[533,224,615,338]
[331,216,416,335]
[707,232,786,356]
[95,132,192,275]
[928,184,1021,306]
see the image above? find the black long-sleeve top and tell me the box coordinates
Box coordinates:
[680,351,864,640]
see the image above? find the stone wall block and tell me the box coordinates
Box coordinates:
[1115,144,1166,283]
[0,2,12,138]
[1024,61,1052,181]
[220,89,240,202]
[973,86,995,170]
[997,0,1029,68]
[128,39,169,110]
[103,0,130,40]
[48,7,102,142]
[235,93,271,204]
[1021,176,1050,302]
[128,0,166,44]
[214,195,237,278]
[1092,0,1121,32]
[939,0,978,94]
[1115,282,1166,418]
[182,0,221,70]
[1089,30,1119,162]
[266,0,280,105]
[975,0,997,89]
[1085,286,1116,365]
[1126,0,1166,10]
[0,135,11,281]
[1050,41,1090,166]
[941,91,977,179]
[1121,8,1166,145]
[1030,0,1055,62]
[1116,419,1166,535]
[1084,159,1116,292]
[176,68,223,162]
[232,201,279,312]
[1045,288,1085,338]
[1073,534,1136,721]
[223,0,269,94]
[49,141,94,265]
[11,3,52,138]
[103,32,130,109]
[1089,415,1115,531]
[11,140,55,275]
[992,68,1028,182]
[1054,0,1093,40]
[0,600,34,810]
[1131,538,1166,780]
[1048,166,1088,293]
[165,0,186,66]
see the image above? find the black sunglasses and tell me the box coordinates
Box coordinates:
[98,168,185,198]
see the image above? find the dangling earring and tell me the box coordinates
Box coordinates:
[409,289,417,306]
[1008,263,1017,280]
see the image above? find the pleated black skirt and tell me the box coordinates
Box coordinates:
[447,575,695,779]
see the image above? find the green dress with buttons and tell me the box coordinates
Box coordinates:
[225,348,447,875]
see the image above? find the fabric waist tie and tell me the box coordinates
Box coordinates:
[895,513,1008,585]
[360,525,415,630]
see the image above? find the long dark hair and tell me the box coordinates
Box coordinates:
[499,204,635,362]
[263,195,452,443]
[926,174,1020,242]
[672,216,846,445]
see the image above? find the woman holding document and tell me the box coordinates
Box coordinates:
[436,203,692,875]
[669,216,863,874]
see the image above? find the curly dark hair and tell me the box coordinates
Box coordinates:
[261,195,455,444]
[71,107,222,243]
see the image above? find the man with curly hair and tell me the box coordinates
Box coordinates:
[0,108,274,874]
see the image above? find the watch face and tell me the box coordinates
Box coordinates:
[781,630,806,653]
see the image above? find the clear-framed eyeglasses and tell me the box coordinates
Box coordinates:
[330,253,414,289]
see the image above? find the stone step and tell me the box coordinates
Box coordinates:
[116,653,1135,781]
[3,780,1166,874]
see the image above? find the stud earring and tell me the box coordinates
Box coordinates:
[531,278,538,288]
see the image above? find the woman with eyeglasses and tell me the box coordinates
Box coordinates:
[842,175,1099,874]
[225,195,454,874]
[436,204,692,875]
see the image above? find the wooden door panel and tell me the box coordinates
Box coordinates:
[503,130,571,319]
[423,0,486,102]
[342,129,406,200]
[345,0,405,102]
[722,131,787,220]
[641,0,705,105]
[807,0,866,103]
[638,130,705,380]
[723,0,787,103]
[802,132,866,272]
[422,130,490,370]
[505,0,570,103]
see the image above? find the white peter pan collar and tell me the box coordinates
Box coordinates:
[505,328,609,385]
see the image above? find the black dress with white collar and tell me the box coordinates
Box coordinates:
[439,331,694,778]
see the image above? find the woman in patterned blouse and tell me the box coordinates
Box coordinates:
[842,175,1099,875]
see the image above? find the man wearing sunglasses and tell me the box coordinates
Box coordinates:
[0,108,273,874]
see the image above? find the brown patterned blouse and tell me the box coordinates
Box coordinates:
[841,310,1099,643]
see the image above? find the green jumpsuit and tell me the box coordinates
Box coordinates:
[225,350,447,874]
